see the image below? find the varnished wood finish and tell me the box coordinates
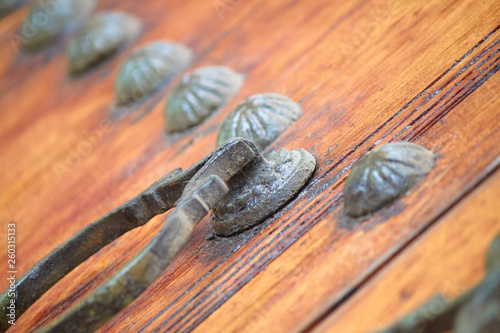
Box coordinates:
[314,170,500,333]
[0,0,498,332]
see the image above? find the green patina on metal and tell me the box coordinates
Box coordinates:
[115,41,193,105]
[0,155,210,332]
[67,11,142,74]
[0,0,25,18]
[486,233,500,273]
[212,148,316,236]
[163,66,244,132]
[216,93,302,151]
[21,0,95,50]
[343,142,434,217]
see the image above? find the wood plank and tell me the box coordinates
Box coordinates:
[313,169,500,333]
[0,0,498,332]
[191,51,500,333]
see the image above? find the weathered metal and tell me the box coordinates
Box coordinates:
[0,0,24,18]
[67,11,142,74]
[212,148,316,236]
[21,0,95,50]
[115,41,193,105]
[39,176,233,333]
[343,142,434,217]
[163,66,244,132]
[487,233,500,273]
[0,152,211,332]
[0,138,315,333]
[216,93,302,150]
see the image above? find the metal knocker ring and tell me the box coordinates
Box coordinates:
[0,138,316,333]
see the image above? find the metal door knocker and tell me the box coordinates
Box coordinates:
[0,138,316,333]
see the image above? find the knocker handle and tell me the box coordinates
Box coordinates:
[0,156,210,332]
[40,175,231,333]
[0,139,257,333]
[38,138,257,332]
[0,138,316,333]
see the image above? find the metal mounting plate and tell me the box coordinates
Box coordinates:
[211,148,316,236]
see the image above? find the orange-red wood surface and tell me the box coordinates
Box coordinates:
[314,168,500,332]
[0,0,498,332]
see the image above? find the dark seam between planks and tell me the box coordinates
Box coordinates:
[160,28,500,332]
[140,25,500,333]
[397,41,500,140]
[183,119,500,333]
[390,37,500,141]
[404,55,500,140]
[300,157,500,333]
[135,26,500,333]
[302,25,500,193]
[410,60,500,140]
[175,58,500,332]
[176,49,500,332]
[133,0,371,330]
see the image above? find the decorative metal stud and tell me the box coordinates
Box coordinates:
[20,0,95,50]
[343,142,434,217]
[0,0,25,18]
[67,11,142,74]
[163,66,244,133]
[114,41,193,105]
[216,93,302,151]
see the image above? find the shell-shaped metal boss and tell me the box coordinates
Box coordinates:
[216,93,302,150]
[343,142,434,217]
[115,41,193,105]
[211,147,316,236]
[0,0,24,18]
[20,0,95,49]
[67,11,142,74]
[163,66,244,133]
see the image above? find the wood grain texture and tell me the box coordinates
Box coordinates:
[313,169,500,333]
[192,48,500,333]
[0,0,498,332]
